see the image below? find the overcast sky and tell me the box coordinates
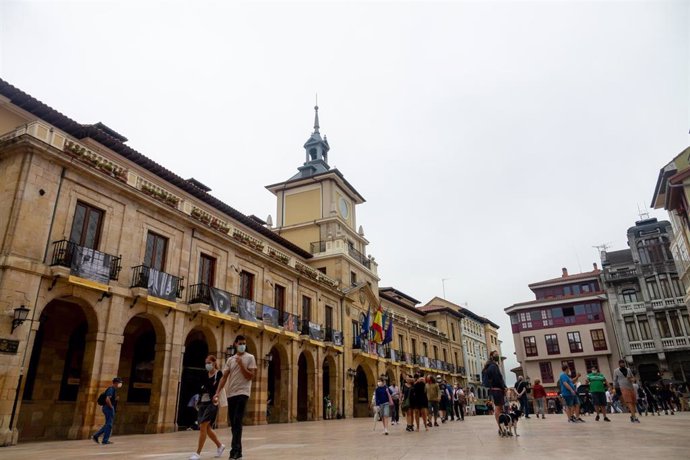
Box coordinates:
[1,0,688,383]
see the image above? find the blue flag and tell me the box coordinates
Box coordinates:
[383,310,393,345]
[361,307,370,337]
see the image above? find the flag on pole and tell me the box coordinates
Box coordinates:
[372,304,384,344]
[361,306,371,337]
[383,311,394,345]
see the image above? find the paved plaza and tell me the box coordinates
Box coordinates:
[2,412,690,460]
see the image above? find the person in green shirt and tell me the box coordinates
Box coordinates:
[586,367,610,422]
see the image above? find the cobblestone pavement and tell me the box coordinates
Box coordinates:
[2,412,689,459]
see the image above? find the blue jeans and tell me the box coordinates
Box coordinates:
[94,406,114,443]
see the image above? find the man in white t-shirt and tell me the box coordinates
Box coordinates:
[215,335,256,460]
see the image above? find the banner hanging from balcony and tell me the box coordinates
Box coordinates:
[148,268,176,301]
[71,246,111,284]
[333,330,344,346]
[210,287,231,315]
[308,321,323,340]
[283,313,299,333]
[238,298,257,321]
[262,306,279,328]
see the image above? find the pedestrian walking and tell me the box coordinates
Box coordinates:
[514,376,531,418]
[613,359,640,423]
[92,377,123,445]
[481,350,507,436]
[532,379,546,419]
[426,375,441,427]
[586,366,610,422]
[453,384,466,421]
[659,383,675,415]
[642,381,660,415]
[373,378,394,435]
[402,376,415,432]
[389,382,400,425]
[558,364,584,423]
[468,388,476,416]
[189,355,226,460]
[214,335,257,460]
[411,373,429,432]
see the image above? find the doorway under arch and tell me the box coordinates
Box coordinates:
[267,345,289,423]
[322,355,337,419]
[297,352,313,421]
[176,329,212,429]
[18,299,97,441]
[353,365,371,417]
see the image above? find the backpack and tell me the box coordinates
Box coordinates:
[481,365,492,388]
[97,391,107,406]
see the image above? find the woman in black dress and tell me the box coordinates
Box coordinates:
[189,355,225,460]
[411,373,429,432]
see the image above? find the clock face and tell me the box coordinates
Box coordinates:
[338,197,349,219]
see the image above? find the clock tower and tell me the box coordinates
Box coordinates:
[265,105,379,287]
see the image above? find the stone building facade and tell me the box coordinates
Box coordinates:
[0,80,485,446]
[601,218,690,383]
[506,267,620,396]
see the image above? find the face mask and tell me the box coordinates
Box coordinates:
[378,382,384,387]
[116,383,123,389]
[237,344,246,354]
[205,363,214,372]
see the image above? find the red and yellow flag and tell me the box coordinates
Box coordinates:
[372,304,384,343]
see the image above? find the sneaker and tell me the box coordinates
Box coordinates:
[384,430,389,435]
[630,416,635,423]
[568,417,575,423]
[595,415,600,421]
[434,422,439,427]
[577,417,585,423]
[215,444,226,458]
[92,435,99,444]
[604,417,611,422]
[189,454,201,460]
[634,417,641,423]
[102,441,114,445]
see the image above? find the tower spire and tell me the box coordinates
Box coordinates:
[313,94,320,133]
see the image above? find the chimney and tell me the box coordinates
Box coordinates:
[593,262,598,270]
[562,267,568,277]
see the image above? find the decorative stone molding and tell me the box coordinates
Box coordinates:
[138,178,181,208]
[190,206,230,234]
[295,261,318,280]
[64,139,129,183]
[267,247,290,265]
[232,229,264,251]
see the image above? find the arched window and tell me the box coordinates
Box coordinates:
[309,148,317,160]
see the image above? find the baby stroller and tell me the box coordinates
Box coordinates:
[576,385,594,415]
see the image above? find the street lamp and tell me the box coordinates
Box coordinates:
[11,305,30,333]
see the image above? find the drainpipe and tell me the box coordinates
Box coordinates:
[340,296,346,418]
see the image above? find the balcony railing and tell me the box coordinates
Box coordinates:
[310,240,327,254]
[641,261,678,275]
[324,326,343,345]
[130,265,184,298]
[51,240,122,281]
[188,283,212,305]
[619,301,646,315]
[347,245,371,269]
[604,268,640,282]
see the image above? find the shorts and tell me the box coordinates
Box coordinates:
[621,388,637,405]
[198,402,218,424]
[591,392,606,407]
[489,389,505,407]
[429,401,440,415]
[377,403,391,418]
[563,394,579,407]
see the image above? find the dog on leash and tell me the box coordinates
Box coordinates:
[497,405,523,437]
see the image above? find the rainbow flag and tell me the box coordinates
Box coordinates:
[372,304,384,343]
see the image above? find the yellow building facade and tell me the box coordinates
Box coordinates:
[0,80,482,446]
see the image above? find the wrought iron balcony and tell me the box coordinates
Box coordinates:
[130,265,184,298]
[188,283,212,305]
[51,239,122,281]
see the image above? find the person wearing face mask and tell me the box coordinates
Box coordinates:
[215,335,257,459]
[189,355,226,460]
[92,377,123,445]
[373,378,394,434]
